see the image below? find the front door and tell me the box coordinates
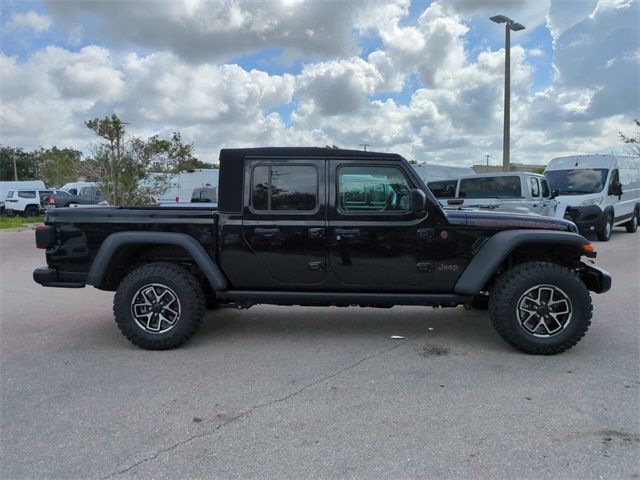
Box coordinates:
[242,158,327,288]
[327,161,435,291]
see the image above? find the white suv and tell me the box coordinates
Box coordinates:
[5,189,70,217]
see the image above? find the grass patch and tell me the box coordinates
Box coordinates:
[0,215,44,230]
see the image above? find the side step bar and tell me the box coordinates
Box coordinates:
[215,290,471,307]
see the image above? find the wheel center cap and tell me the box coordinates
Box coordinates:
[538,305,549,315]
[151,303,162,313]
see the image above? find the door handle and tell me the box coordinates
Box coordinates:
[308,261,325,271]
[335,228,360,238]
[308,228,324,239]
[254,228,279,237]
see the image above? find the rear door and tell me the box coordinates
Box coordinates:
[241,158,327,288]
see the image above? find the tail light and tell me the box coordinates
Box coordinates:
[35,225,56,249]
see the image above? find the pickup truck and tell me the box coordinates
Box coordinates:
[428,172,557,217]
[33,147,611,354]
[49,185,105,208]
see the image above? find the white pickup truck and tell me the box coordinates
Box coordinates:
[428,172,558,216]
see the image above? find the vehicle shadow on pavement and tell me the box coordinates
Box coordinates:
[187,305,506,352]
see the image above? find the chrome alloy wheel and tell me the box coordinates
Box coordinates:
[516,284,573,337]
[131,283,182,334]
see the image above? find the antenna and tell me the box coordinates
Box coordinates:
[359,143,371,151]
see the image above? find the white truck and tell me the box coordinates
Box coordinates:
[544,155,639,241]
[428,172,557,217]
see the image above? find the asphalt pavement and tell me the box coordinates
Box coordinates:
[1,227,638,479]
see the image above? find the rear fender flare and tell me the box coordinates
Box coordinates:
[454,229,590,295]
[86,231,229,291]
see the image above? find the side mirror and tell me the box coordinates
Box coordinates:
[410,189,427,212]
[610,181,623,197]
[550,188,560,199]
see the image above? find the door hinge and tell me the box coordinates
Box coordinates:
[416,261,433,272]
[417,228,435,241]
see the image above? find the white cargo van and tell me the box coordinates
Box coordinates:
[544,155,639,241]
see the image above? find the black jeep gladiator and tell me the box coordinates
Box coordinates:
[33,148,611,354]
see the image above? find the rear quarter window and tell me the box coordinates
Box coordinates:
[459,176,521,198]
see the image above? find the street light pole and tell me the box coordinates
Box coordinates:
[12,152,18,181]
[503,23,510,172]
[490,15,525,172]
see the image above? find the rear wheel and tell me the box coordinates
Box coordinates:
[114,262,205,349]
[489,262,592,355]
[625,208,638,233]
[24,205,39,217]
[596,212,613,241]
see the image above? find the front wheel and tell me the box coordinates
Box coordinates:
[625,208,638,233]
[114,262,205,349]
[489,262,592,355]
[596,213,613,241]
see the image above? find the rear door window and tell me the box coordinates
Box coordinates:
[529,177,540,197]
[18,191,36,199]
[251,164,318,212]
[459,176,521,198]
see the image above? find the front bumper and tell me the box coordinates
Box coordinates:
[578,261,612,294]
[33,267,86,288]
[564,205,604,233]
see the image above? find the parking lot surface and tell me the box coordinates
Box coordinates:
[1,227,639,479]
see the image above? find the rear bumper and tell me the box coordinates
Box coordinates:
[564,205,604,233]
[579,261,612,294]
[33,267,86,288]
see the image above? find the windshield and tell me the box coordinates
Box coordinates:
[545,168,608,195]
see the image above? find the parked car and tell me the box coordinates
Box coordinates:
[5,189,70,216]
[0,180,45,214]
[428,172,558,217]
[34,147,610,354]
[545,155,640,241]
[50,184,104,207]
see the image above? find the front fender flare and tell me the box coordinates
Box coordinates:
[86,231,229,291]
[454,229,590,295]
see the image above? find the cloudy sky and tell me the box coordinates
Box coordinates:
[1,0,638,167]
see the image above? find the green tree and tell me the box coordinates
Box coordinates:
[82,114,204,205]
[0,146,38,181]
[34,146,82,187]
[619,119,640,156]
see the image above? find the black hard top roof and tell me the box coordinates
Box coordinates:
[219,147,403,162]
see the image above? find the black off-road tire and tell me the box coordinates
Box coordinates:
[114,262,205,350]
[625,207,638,233]
[596,212,613,241]
[489,262,592,355]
